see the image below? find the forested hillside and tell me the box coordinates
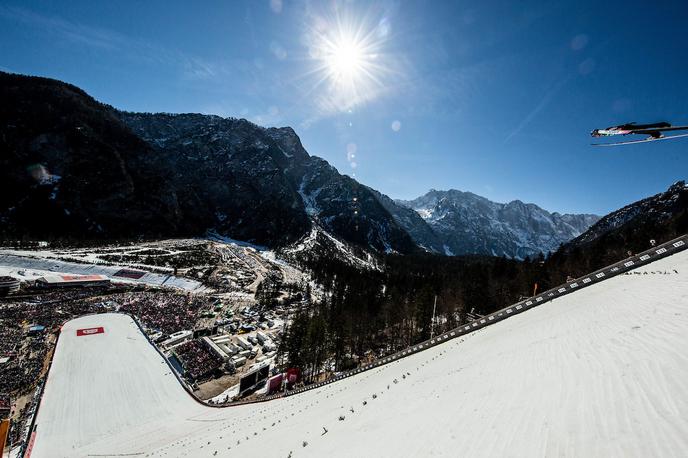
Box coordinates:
[279,183,688,380]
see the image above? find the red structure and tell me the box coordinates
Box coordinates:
[286,368,301,386]
[76,327,105,337]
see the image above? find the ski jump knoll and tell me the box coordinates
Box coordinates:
[27,236,688,457]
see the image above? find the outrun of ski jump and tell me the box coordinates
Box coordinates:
[591,121,688,146]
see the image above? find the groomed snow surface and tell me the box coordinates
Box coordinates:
[31,251,688,457]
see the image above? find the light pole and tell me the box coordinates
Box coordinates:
[430,295,437,338]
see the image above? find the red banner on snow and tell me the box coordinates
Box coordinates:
[76,327,104,336]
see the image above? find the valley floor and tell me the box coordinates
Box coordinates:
[0,253,203,291]
[29,250,688,457]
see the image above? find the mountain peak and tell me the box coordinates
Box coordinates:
[397,189,599,259]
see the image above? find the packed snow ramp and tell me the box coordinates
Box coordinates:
[29,241,688,457]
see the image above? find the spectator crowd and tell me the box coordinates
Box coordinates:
[116,291,213,335]
[0,284,224,451]
[174,340,223,382]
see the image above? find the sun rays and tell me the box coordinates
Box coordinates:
[302,7,395,114]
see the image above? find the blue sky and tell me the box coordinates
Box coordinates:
[1,0,687,215]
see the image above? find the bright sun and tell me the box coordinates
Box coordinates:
[327,40,365,80]
[305,10,394,112]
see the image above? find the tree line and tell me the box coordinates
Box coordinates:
[278,210,688,383]
[279,252,551,382]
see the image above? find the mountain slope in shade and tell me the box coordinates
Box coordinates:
[0,72,419,253]
[0,72,185,239]
[119,112,419,254]
[398,189,599,258]
[0,71,629,260]
[369,188,445,253]
[565,181,688,251]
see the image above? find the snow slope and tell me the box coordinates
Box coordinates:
[30,250,688,457]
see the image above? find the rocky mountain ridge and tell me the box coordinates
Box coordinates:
[567,181,688,249]
[118,111,418,254]
[397,189,599,259]
[0,72,417,253]
[1,71,607,258]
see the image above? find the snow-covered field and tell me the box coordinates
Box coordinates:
[30,250,688,457]
[0,238,312,295]
[0,254,203,291]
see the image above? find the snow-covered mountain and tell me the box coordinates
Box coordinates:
[0,71,632,261]
[369,189,445,253]
[397,190,599,258]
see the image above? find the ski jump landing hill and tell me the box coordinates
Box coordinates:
[27,236,688,457]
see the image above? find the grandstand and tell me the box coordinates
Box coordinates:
[0,276,20,296]
[36,274,110,288]
[113,268,147,280]
[0,253,204,291]
[27,246,688,457]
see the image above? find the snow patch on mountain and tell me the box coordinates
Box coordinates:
[282,225,379,270]
[297,177,322,217]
